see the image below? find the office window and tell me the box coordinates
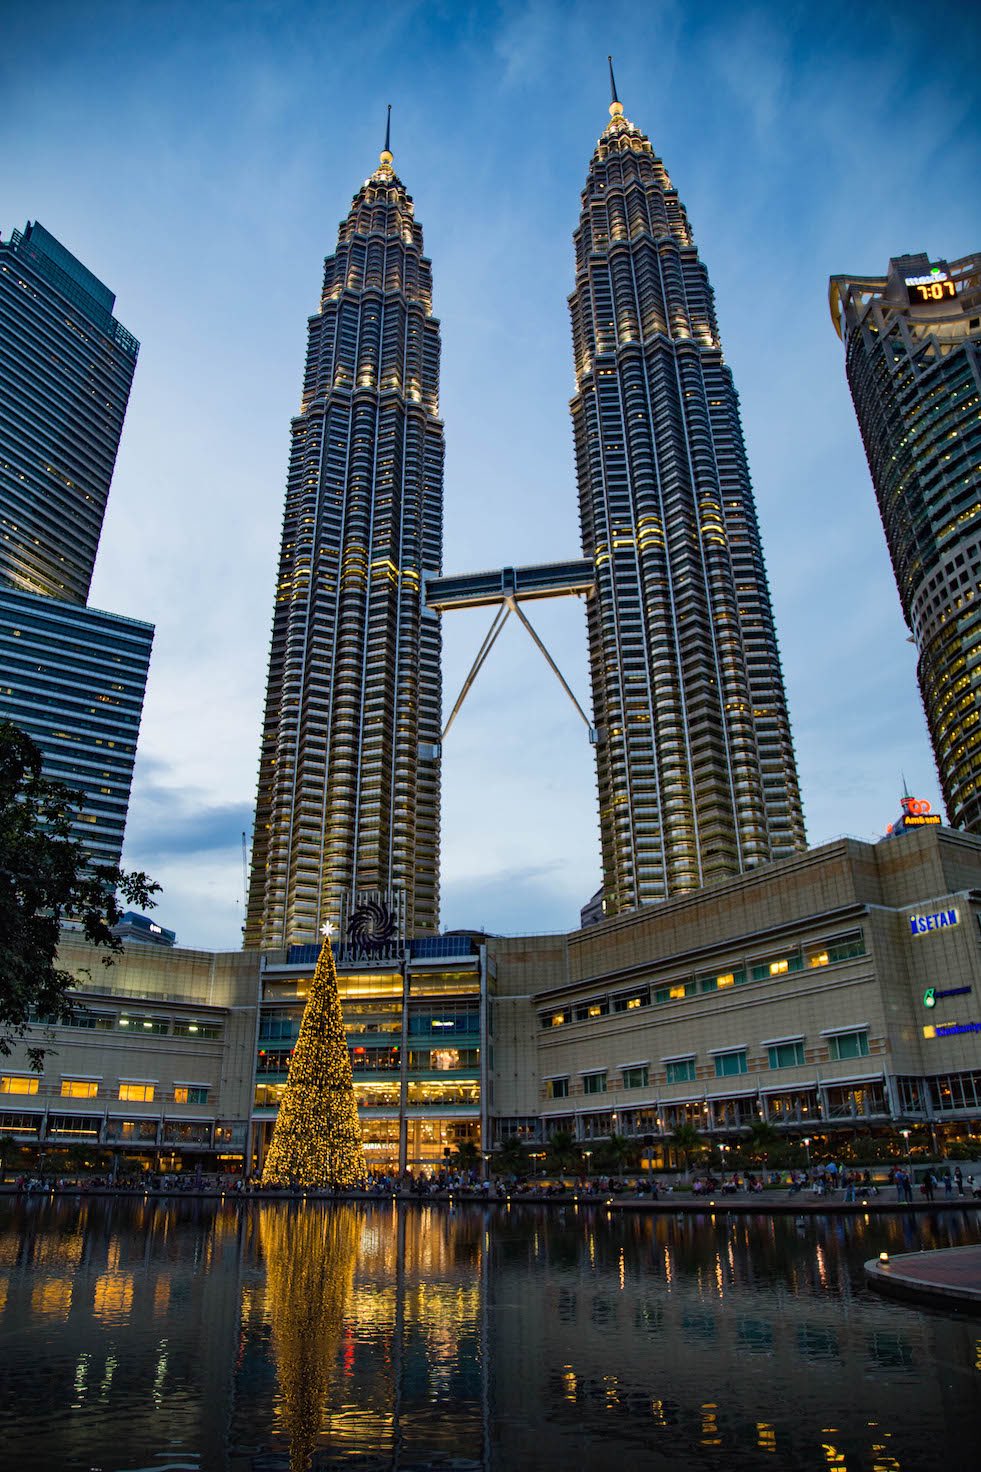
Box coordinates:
[767,1041,805,1070]
[713,1051,748,1079]
[173,1086,210,1105]
[540,1011,568,1029]
[827,1030,870,1061]
[173,1020,221,1040]
[119,1016,168,1035]
[0,1075,38,1095]
[118,1082,154,1103]
[750,953,803,982]
[575,999,610,1021]
[60,1080,98,1099]
[582,1071,607,1095]
[546,1077,569,1100]
[622,1065,649,1090]
[665,1058,696,1084]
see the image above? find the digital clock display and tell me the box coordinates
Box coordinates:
[907,278,956,304]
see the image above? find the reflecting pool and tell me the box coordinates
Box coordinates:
[0,1198,978,1470]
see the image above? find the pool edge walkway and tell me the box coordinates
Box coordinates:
[865,1243,981,1312]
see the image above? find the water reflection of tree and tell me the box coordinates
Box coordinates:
[260,1203,361,1472]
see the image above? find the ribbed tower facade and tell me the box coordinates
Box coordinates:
[247,129,443,949]
[570,76,805,915]
[830,252,981,831]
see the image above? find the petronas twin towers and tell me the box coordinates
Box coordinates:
[246,76,805,951]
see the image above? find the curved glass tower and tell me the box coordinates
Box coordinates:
[247,126,443,949]
[830,251,981,831]
[570,73,805,915]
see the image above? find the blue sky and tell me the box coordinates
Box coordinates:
[3,0,980,948]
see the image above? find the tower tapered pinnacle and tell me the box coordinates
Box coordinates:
[380,103,393,166]
[608,55,623,117]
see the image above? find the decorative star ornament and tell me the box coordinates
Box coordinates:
[321,921,335,938]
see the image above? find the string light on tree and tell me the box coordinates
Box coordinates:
[261,921,368,1189]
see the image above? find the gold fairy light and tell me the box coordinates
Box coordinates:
[261,924,368,1189]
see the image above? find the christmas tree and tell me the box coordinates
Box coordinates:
[261,924,368,1189]
[260,1203,361,1471]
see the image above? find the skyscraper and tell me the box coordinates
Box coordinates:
[0,221,152,870]
[830,251,981,831]
[246,121,444,950]
[0,222,139,603]
[569,68,805,916]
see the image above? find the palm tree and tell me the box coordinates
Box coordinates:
[669,1122,706,1178]
[594,1132,635,1177]
[546,1129,581,1174]
[493,1135,529,1177]
[451,1140,481,1173]
[745,1120,781,1166]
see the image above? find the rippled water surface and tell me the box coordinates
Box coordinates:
[0,1197,978,1471]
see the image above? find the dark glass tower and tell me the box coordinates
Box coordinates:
[0,220,151,870]
[0,222,139,603]
[570,73,805,915]
[830,251,981,831]
[246,126,444,949]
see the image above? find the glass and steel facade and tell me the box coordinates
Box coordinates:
[830,252,981,831]
[246,142,443,949]
[0,219,150,869]
[253,937,486,1174]
[569,91,805,917]
[0,585,153,867]
[0,222,139,604]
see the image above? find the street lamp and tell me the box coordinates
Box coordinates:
[583,1148,592,1178]
[803,1136,811,1168]
[900,1128,911,1163]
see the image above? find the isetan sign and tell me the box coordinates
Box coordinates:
[909,908,960,936]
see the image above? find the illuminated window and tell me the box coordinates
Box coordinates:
[118,1083,154,1103]
[809,952,830,968]
[0,1075,38,1095]
[546,1077,569,1099]
[173,1086,209,1104]
[770,960,789,976]
[60,1080,98,1098]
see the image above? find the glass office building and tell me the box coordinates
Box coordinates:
[253,937,486,1174]
[247,130,444,949]
[830,252,981,831]
[569,77,805,916]
[0,221,139,604]
[0,220,151,869]
[0,585,153,867]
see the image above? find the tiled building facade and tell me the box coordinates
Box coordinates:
[2,827,980,1174]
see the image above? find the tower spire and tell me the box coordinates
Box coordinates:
[607,55,624,118]
[380,103,393,167]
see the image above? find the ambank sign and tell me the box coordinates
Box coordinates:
[909,907,960,936]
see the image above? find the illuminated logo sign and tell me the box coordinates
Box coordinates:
[924,1021,981,1039]
[905,271,948,286]
[886,796,941,835]
[923,985,971,1008]
[910,908,959,936]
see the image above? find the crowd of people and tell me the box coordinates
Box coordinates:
[6,1162,981,1202]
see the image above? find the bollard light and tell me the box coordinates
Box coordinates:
[879,1251,889,1263]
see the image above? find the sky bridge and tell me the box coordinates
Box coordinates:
[423,558,598,744]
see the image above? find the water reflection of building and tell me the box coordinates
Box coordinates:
[1,1200,978,1469]
[1,827,981,1174]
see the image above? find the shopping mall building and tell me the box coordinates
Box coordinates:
[2,826,981,1175]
